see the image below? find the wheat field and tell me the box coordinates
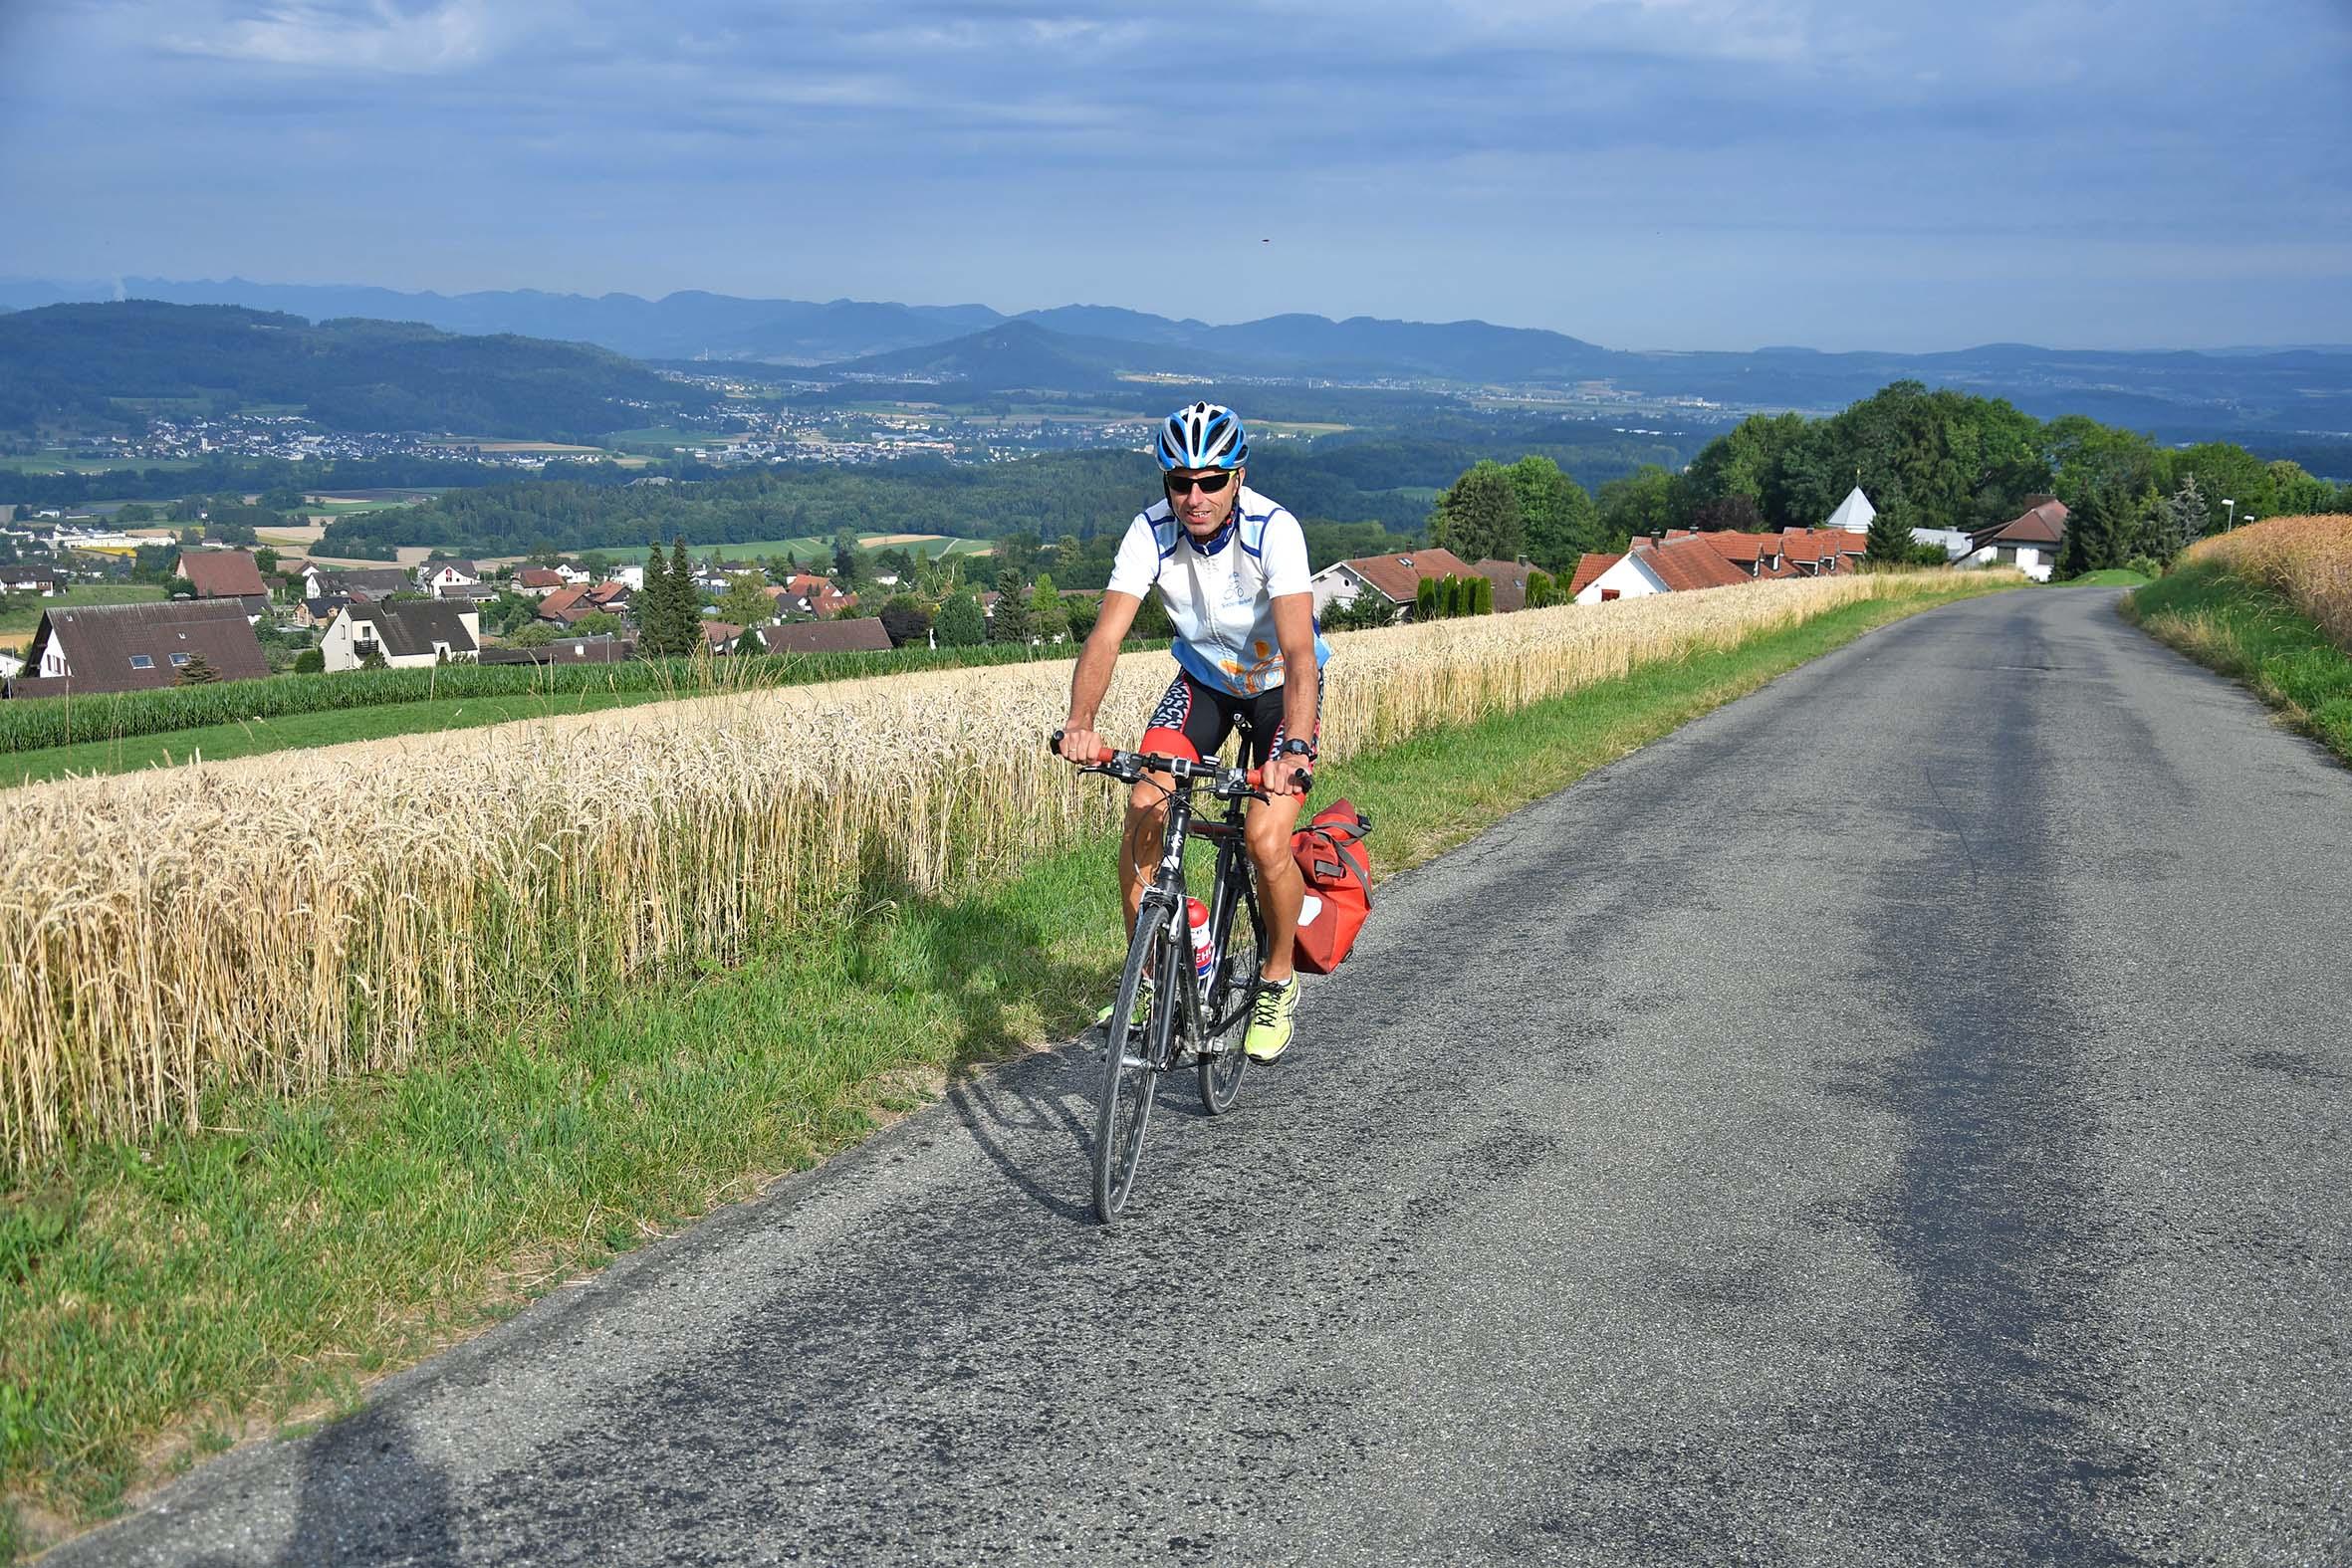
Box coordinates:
[0,571,1968,1172]
[2185,515,2352,651]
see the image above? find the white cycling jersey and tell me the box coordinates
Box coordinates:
[1105,485,1333,698]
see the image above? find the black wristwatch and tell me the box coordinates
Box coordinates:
[1279,738,1317,762]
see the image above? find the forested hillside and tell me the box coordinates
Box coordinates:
[0,302,721,438]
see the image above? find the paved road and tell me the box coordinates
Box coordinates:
[57,588,2352,1566]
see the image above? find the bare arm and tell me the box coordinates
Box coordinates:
[1058,590,1143,761]
[1267,592,1319,795]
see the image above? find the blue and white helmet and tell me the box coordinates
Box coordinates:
[1156,402,1248,471]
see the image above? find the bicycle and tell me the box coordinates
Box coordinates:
[1053,732,1307,1223]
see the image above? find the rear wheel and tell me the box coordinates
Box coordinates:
[1094,903,1169,1223]
[1198,882,1261,1115]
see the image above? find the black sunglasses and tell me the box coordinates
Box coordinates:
[1164,470,1236,496]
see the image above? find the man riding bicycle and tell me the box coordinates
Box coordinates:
[1058,401,1330,1063]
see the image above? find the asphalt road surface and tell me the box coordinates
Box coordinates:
[56,587,2352,1566]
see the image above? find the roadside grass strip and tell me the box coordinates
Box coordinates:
[0,571,2015,1558]
[2125,550,2352,764]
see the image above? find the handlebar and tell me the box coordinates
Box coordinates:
[1051,731,1310,796]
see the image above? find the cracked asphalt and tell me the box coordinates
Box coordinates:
[50,587,2352,1566]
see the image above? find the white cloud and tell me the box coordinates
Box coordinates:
[164,0,519,74]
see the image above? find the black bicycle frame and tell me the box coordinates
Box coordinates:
[1138,781,1259,1059]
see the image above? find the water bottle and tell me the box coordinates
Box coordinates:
[1187,897,1217,996]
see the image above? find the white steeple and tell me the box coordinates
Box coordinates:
[1824,486,1876,534]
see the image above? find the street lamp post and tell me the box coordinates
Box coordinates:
[2222,498,2236,531]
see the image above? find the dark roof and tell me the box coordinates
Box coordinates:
[4,565,62,585]
[758,617,895,654]
[176,550,268,598]
[14,599,268,696]
[479,636,637,665]
[320,566,413,599]
[304,595,353,616]
[345,600,480,659]
[1468,559,1529,613]
[1984,500,2069,548]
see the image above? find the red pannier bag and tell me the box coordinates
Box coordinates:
[1290,798,1373,975]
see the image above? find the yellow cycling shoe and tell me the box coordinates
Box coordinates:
[1243,977,1298,1062]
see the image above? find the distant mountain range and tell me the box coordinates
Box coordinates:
[6,276,2351,437]
[0,302,720,438]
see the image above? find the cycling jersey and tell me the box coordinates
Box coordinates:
[1104,485,1333,698]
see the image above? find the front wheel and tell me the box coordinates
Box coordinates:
[1094,905,1169,1222]
[1198,885,1261,1115]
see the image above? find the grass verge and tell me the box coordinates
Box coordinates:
[2124,561,2352,763]
[0,579,2007,1559]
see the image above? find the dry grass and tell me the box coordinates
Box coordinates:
[0,572,1971,1173]
[2186,515,2352,650]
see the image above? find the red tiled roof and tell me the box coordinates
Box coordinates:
[175,550,268,599]
[1637,536,1753,592]
[1568,553,1622,597]
[1695,532,1770,564]
[1335,548,1478,605]
[538,585,590,620]
[516,566,564,588]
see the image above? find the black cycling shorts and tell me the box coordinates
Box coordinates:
[1141,666,1321,770]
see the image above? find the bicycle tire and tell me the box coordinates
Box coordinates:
[1094,905,1168,1222]
[1198,878,1261,1115]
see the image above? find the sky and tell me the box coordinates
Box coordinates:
[2,0,2349,352]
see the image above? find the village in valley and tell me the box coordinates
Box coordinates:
[0,481,2074,700]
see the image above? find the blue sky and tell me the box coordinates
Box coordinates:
[2,0,2348,351]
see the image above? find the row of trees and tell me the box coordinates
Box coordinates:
[1417,382,2352,583]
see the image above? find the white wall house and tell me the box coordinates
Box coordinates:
[1307,561,1387,618]
[1573,553,1671,604]
[321,602,481,671]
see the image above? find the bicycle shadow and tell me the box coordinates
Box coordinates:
[838,866,1114,1226]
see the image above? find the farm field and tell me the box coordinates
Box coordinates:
[2,687,681,787]
[594,534,992,564]
[0,583,164,640]
[0,454,202,476]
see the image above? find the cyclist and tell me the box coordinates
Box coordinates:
[1058,401,1330,1063]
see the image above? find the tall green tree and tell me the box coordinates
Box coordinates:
[1503,455,1600,571]
[992,581,1035,645]
[2056,483,2127,577]
[1595,466,1679,545]
[1428,462,1526,563]
[716,569,775,629]
[1029,574,1069,643]
[934,591,986,647]
[637,541,678,656]
[665,538,699,654]
[1865,482,1917,564]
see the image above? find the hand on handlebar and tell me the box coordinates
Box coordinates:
[1247,761,1312,798]
[1054,726,1109,767]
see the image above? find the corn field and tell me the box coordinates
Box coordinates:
[1,571,1963,1173]
[2186,514,2352,651]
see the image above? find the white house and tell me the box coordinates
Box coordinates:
[416,560,481,596]
[1306,549,1479,620]
[321,601,481,671]
[1573,552,1672,603]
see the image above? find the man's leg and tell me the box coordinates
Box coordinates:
[1119,779,1172,939]
[1245,792,1307,980]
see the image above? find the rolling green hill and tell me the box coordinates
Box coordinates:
[0,302,723,439]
